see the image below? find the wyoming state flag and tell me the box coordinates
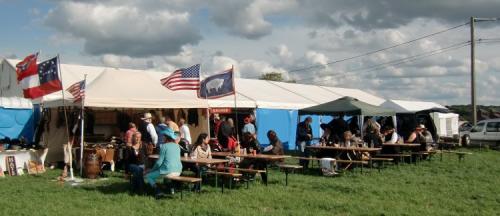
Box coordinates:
[198,68,235,99]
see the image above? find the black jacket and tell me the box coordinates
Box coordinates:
[296,121,313,142]
[123,145,146,170]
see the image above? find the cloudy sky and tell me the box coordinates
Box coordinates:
[1,0,499,105]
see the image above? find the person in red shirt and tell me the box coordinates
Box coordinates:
[124,123,138,146]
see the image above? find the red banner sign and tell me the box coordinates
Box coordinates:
[209,108,232,114]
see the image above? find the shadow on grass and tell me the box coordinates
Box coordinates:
[80,181,131,195]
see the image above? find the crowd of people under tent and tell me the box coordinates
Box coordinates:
[78,111,436,198]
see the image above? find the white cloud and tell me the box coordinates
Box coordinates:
[208,0,297,39]
[100,54,156,69]
[268,44,293,64]
[44,1,202,57]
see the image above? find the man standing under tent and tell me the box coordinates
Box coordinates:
[156,117,169,145]
[218,118,234,149]
[242,115,256,137]
[296,117,313,168]
[139,113,158,155]
[178,118,192,145]
[165,115,180,132]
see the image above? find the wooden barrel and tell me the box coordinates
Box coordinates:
[84,153,101,179]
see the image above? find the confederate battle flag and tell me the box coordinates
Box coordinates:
[17,55,63,99]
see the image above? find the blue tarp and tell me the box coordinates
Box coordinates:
[0,107,34,143]
[256,108,298,150]
[256,108,335,150]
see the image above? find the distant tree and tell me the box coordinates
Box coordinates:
[259,72,296,83]
[259,72,284,82]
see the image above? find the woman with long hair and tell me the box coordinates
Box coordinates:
[188,133,211,191]
[123,132,146,194]
[192,133,211,159]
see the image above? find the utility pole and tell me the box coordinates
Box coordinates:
[470,17,477,125]
[470,17,498,125]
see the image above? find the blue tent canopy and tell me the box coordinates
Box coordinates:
[256,108,335,150]
[0,97,34,143]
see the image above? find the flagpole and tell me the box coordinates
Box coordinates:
[204,75,211,136]
[56,54,74,180]
[79,74,87,177]
[232,65,239,142]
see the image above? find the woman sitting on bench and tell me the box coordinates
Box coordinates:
[188,133,212,190]
[145,127,182,198]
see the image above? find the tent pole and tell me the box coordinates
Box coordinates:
[57,55,74,180]
[79,74,87,177]
[232,65,239,142]
[205,82,210,136]
[359,115,364,139]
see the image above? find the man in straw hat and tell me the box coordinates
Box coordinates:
[138,112,158,154]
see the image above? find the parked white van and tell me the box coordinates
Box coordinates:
[462,118,500,147]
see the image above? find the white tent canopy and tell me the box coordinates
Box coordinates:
[381,99,447,113]
[1,59,385,110]
[269,81,344,104]
[0,97,32,109]
[431,112,459,137]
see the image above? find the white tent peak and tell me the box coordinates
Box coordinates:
[381,99,447,113]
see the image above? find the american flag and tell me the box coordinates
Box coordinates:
[67,80,85,102]
[161,64,200,90]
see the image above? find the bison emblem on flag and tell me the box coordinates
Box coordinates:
[198,68,235,99]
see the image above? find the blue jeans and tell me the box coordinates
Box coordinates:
[145,170,161,187]
[129,164,144,192]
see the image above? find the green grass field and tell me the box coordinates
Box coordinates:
[1,149,499,216]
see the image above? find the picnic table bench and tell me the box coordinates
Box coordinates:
[165,176,202,199]
[364,157,394,171]
[375,153,412,165]
[277,164,303,186]
[291,156,368,172]
[205,170,243,192]
[209,167,267,188]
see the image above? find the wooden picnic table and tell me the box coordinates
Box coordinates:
[382,143,421,147]
[306,146,381,152]
[306,145,381,170]
[210,151,291,186]
[181,157,229,165]
[380,143,423,164]
[211,152,290,161]
[148,154,229,165]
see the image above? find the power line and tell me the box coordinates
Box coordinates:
[294,40,471,83]
[286,22,469,73]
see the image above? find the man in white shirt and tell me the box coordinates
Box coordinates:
[178,118,192,144]
[382,126,399,144]
[140,113,158,146]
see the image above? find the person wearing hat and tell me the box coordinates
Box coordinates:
[320,123,338,147]
[138,113,158,154]
[407,124,425,143]
[145,127,183,198]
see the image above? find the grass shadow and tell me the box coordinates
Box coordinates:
[80,181,131,195]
